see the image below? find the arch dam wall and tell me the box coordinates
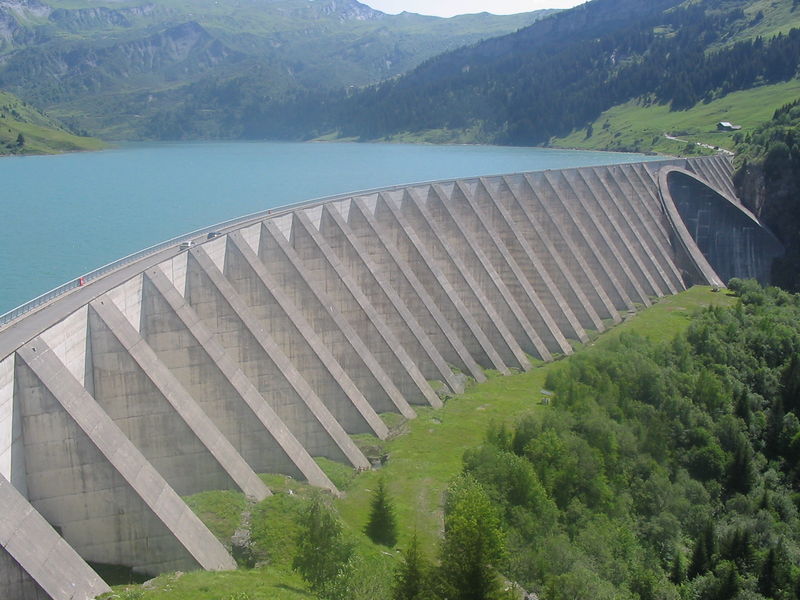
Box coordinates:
[0,155,783,599]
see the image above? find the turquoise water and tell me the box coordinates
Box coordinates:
[0,141,661,313]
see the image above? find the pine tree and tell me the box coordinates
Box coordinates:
[759,543,791,599]
[716,562,740,600]
[393,533,432,600]
[759,547,778,598]
[689,522,716,579]
[782,353,800,412]
[689,535,710,580]
[766,398,786,457]
[727,438,754,495]
[365,476,398,547]
[734,389,752,425]
[670,549,687,584]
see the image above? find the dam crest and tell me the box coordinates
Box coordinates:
[0,155,782,599]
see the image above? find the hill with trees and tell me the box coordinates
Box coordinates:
[0,89,103,155]
[0,0,549,140]
[241,0,800,149]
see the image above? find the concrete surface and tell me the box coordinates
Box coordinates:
[0,157,783,599]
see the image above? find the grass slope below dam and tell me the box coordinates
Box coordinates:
[100,286,735,600]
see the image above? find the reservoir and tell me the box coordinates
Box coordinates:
[0,141,660,314]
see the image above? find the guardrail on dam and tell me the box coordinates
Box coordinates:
[0,155,783,600]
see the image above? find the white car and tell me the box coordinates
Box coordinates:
[179,240,194,251]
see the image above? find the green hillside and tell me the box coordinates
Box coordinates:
[261,0,800,150]
[101,286,743,600]
[551,80,800,155]
[0,0,549,140]
[0,90,104,155]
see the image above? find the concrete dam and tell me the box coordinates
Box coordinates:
[0,155,783,599]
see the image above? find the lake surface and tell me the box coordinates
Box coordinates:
[0,141,662,314]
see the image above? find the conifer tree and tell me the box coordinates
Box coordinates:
[782,353,800,412]
[670,548,687,584]
[716,562,740,600]
[727,438,754,495]
[758,544,791,599]
[759,547,778,598]
[393,533,432,600]
[365,476,398,547]
[689,522,716,579]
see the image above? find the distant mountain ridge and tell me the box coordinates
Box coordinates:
[246,0,800,146]
[0,0,551,139]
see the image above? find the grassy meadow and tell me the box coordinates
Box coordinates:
[0,91,105,156]
[552,80,800,155]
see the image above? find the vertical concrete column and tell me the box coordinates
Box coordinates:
[330,198,486,382]
[396,187,534,368]
[0,355,27,498]
[144,268,366,472]
[689,156,732,198]
[569,168,664,297]
[260,220,415,416]
[437,181,571,355]
[293,210,440,408]
[225,232,395,431]
[626,163,679,249]
[713,157,738,200]
[110,272,335,491]
[317,204,464,393]
[403,184,547,362]
[497,175,605,332]
[546,170,650,306]
[15,339,236,574]
[475,177,588,343]
[186,247,389,436]
[369,193,509,373]
[514,173,621,323]
[89,299,270,501]
[0,475,110,600]
[591,166,684,293]
[532,171,633,311]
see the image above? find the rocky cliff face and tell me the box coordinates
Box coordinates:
[733,160,767,216]
[319,0,384,22]
[0,0,48,47]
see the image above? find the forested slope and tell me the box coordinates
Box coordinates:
[247,0,800,146]
[460,279,800,599]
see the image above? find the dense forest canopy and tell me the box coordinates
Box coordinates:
[448,280,800,600]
